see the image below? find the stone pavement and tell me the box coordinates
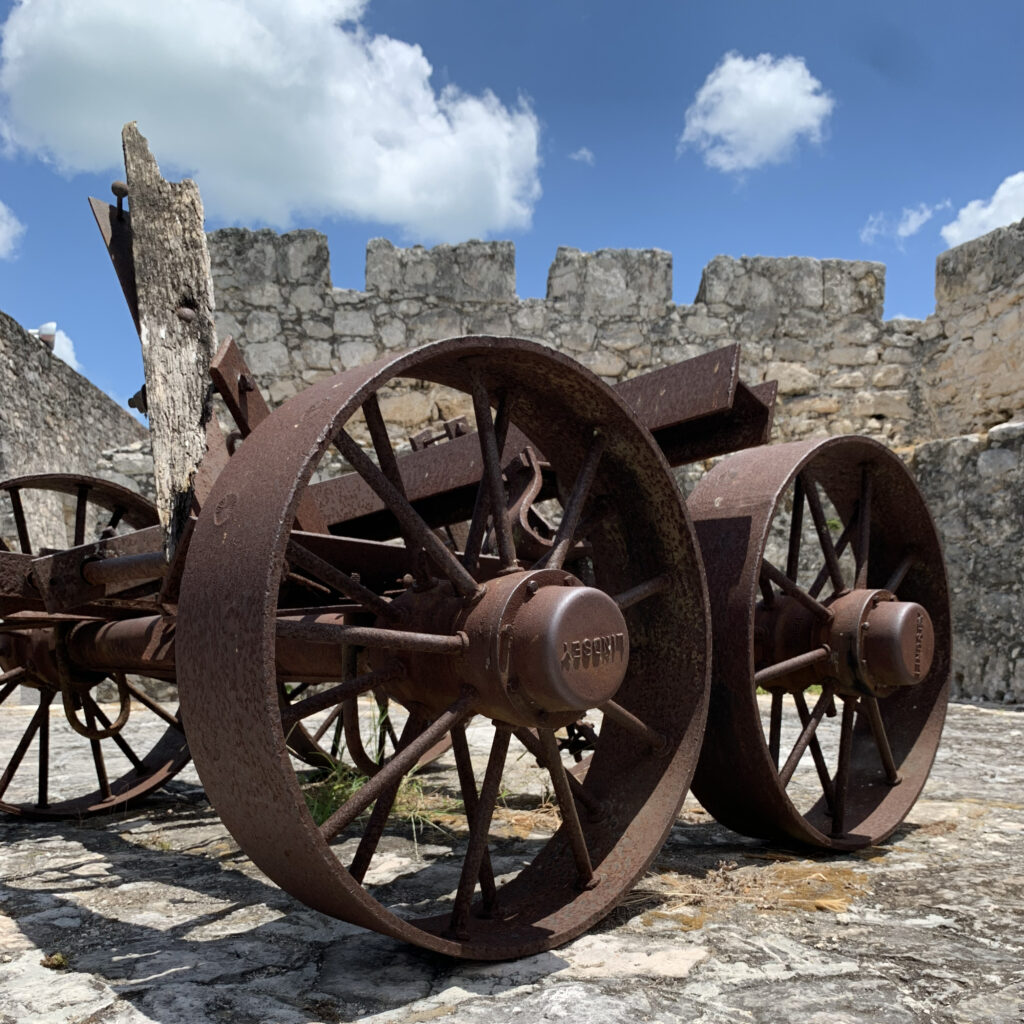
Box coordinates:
[0,701,1022,1024]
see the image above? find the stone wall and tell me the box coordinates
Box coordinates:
[3,218,1023,702]
[908,420,1024,703]
[921,219,1024,437]
[0,311,146,480]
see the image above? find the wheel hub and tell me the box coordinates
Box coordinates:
[381,569,629,728]
[829,588,935,697]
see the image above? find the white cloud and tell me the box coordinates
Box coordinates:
[940,172,1024,247]
[0,0,541,241]
[569,147,594,165]
[860,212,886,245]
[52,328,82,371]
[0,198,24,259]
[679,52,834,173]
[860,199,951,247]
[896,200,950,239]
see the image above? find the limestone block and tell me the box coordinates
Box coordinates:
[827,345,878,366]
[333,288,364,305]
[244,310,282,345]
[770,337,815,363]
[243,281,283,308]
[379,389,435,426]
[291,285,324,314]
[577,349,627,378]
[765,361,818,395]
[830,371,866,389]
[989,420,1024,443]
[850,389,911,419]
[333,308,375,337]
[366,238,514,301]
[283,231,331,288]
[582,252,632,318]
[268,378,299,404]
[680,309,728,337]
[989,289,1022,319]
[379,320,407,350]
[244,340,291,378]
[597,322,643,352]
[936,217,1024,310]
[465,311,512,337]
[512,299,546,335]
[546,248,584,311]
[977,447,1019,479]
[304,319,333,340]
[213,312,243,340]
[303,340,333,370]
[434,387,474,422]
[554,321,596,353]
[823,260,884,318]
[336,340,379,369]
[409,308,463,345]
[872,365,906,387]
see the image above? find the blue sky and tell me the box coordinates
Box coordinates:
[0,0,1022,414]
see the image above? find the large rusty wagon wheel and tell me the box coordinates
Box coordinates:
[0,475,190,818]
[177,336,710,959]
[689,437,950,850]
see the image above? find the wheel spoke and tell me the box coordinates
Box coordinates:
[333,427,481,599]
[761,560,833,623]
[512,727,605,819]
[830,697,857,836]
[538,727,595,888]
[0,699,48,798]
[449,725,497,915]
[450,722,509,937]
[311,702,344,746]
[83,703,112,800]
[803,475,846,595]
[754,646,830,688]
[862,694,901,785]
[349,714,425,884]
[122,681,183,732]
[536,433,606,572]
[74,485,90,548]
[600,699,668,753]
[462,393,512,573]
[9,489,31,554]
[469,371,517,571]
[786,475,805,579]
[613,574,669,610]
[320,693,473,841]
[885,551,915,594]
[362,393,428,579]
[36,693,51,808]
[855,468,873,590]
[285,540,399,621]
[768,690,783,768]
[778,686,834,788]
[0,669,26,705]
[280,664,401,726]
[792,690,836,810]
[808,519,856,599]
[84,697,146,772]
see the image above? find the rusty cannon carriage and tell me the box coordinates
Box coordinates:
[0,129,950,961]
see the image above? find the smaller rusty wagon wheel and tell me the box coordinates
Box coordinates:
[0,475,190,818]
[178,336,710,959]
[689,437,950,850]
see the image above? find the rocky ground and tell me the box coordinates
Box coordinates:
[0,700,1021,1024]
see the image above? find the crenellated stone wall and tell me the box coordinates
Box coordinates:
[2,219,1023,702]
